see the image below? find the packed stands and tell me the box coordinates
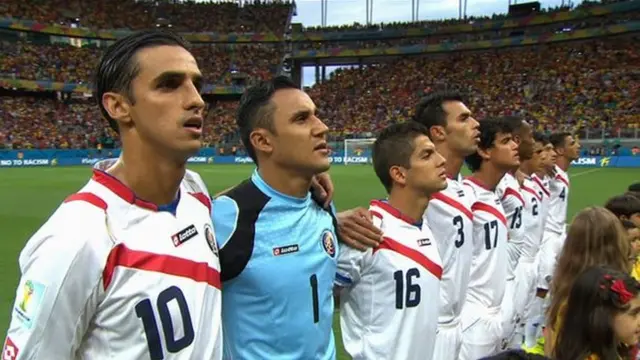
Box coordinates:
[0,0,293,33]
[0,0,638,150]
[0,42,283,85]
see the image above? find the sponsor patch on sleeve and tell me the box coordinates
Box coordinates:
[13,279,47,329]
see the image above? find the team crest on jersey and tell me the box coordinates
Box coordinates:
[13,279,46,329]
[321,230,336,258]
[2,337,18,360]
[203,224,218,257]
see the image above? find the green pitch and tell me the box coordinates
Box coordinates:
[0,165,636,358]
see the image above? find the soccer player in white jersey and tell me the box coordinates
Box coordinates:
[509,132,547,348]
[494,117,534,346]
[460,117,520,360]
[335,122,447,360]
[411,91,479,360]
[536,132,580,300]
[2,31,223,360]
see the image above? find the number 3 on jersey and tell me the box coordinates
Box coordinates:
[453,215,465,248]
[135,286,194,360]
[394,268,421,309]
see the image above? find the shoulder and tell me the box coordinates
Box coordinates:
[183,169,211,197]
[20,193,113,275]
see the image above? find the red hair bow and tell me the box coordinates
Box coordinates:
[611,279,634,304]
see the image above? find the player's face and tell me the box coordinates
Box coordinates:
[516,122,534,160]
[268,88,330,175]
[562,135,581,161]
[489,132,520,169]
[405,135,447,194]
[629,213,640,228]
[543,143,557,170]
[127,45,205,158]
[443,101,480,156]
[612,296,640,346]
[528,141,545,173]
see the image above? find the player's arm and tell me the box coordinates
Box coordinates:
[336,207,383,250]
[334,216,380,289]
[4,208,104,359]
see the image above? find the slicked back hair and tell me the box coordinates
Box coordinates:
[94,30,189,134]
[373,122,431,193]
[236,76,299,164]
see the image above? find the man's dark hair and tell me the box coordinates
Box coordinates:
[621,219,637,230]
[413,90,465,130]
[604,193,640,218]
[549,131,572,149]
[502,116,526,134]
[628,182,640,193]
[236,76,299,164]
[94,30,189,134]
[373,121,431,193]
[465,117,513,172]
[533,131,549,144]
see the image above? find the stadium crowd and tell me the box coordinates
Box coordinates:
[0,41,283,85]
[1,35,638,150]
[0,0,292,33]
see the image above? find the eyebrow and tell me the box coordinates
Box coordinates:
[457,111,471,119]
[418,146,435,155]
[152,71,203,87]
[289,108,316,121]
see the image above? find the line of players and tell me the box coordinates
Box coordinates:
[0,29,581,360]
[334,94,581,360]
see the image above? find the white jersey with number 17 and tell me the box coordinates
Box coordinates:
[336,200,442,360]
[2,170,222,360]
[462,177,509,308]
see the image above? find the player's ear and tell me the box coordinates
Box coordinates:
[250,128,273,156]
[102,91,133,127]
[477,147,491,161]
[389,165,407,187]
[429,125,446,142]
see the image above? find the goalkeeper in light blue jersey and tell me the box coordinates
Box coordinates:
[212,76,344,360]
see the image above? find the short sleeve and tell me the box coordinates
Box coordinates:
[335,246,370,288]
[211,195,240,250]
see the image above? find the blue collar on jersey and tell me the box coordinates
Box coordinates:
[157,191,181,216]
[378,199,423,228]
[252,170,311,205]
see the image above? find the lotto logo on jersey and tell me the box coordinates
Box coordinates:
[273,244,300,256]
[321,230,336,258]
[13,279,46,329]
[171,224,198,247]
[417,238,432,247]
[2,337,18,360]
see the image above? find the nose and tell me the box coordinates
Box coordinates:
[470,116,480,129]
[435,151,447,168]
[184,81,206,112]
[312,115,329,137]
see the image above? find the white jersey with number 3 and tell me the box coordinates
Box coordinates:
[462,177,509,308]
[2,170,222,360]
[336,200,442,360]
[425,176,474,324]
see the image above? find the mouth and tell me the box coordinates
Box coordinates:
[314,142,329,154]
[439,169,447,179]
[183,116,203,134]
[473,132,481,143]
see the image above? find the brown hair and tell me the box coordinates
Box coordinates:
[548,206,631,330]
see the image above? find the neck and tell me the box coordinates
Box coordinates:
[556,156,570,172]
[108,140,185,205]
[257,161,313,198]
[436,143,464,179]
[388,187,430,223]
[519,161,534,176]
[472,163,506,190]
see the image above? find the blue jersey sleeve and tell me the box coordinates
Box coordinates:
[211,195,239,250]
